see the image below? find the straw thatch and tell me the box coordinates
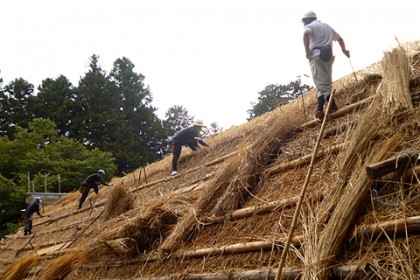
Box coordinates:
[303,45,416,279]
[39,251,84,280]
[2,254,39,280]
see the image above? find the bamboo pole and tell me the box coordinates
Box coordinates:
[365,150,419,179]
[353,215,420,239]
[178,235,303,258]
[205,196,300,223]
[301,95,374,129]
[275,90,336,280]
[143,167,148,184]
[78,263,368,279]
[59,208,105,250]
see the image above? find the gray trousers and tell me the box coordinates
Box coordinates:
[309,55,334,99]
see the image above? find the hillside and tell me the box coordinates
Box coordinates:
[1,41,420,280]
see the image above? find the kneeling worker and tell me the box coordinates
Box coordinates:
[170,120,210,176]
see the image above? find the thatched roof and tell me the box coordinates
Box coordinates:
[1,41,420,280]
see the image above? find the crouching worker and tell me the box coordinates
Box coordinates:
[24,197,44,235]
[78,169,113,210]
[171,120,210,176]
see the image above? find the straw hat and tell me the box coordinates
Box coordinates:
[193,119,206,127]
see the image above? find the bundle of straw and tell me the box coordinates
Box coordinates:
[377,45,413,115]
[2,254,39,280]
[97,205,178,256]
[39,251,84,280]
[103,184,135,220]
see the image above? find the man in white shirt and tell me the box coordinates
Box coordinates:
[302,11,350,122]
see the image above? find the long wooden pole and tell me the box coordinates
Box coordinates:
[275,90,335,280]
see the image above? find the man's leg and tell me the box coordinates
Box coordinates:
[310,57,333,115]
[78,187,90,209]
[326,94,338,112]
[171,143,182,173]
[24,220,30,235]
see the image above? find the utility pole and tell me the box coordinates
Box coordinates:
[44,173,47,193]
[58,174,61,193]
[27,172,30,194]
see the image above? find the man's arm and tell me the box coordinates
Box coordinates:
[99,180,113,187]
[303,30,311,59]
[337,37,350,57]
[197,138,210,147]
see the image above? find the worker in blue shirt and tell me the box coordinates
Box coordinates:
[24,197,44,235]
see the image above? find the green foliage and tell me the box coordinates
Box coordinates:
[0,118,116,193]
[0,78,35,138]
[164,105,194,138]
[205,122,223,136]
[0,174,26,238]
[33,75,78,137]
[247,79,312,120]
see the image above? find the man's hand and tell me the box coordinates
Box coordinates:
[108,184,113,187]
[343,49,350,58]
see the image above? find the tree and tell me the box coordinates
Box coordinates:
[0,174,26,238]
[0,118,117,193]
[33,75,78,137]
[205,121,223,137]
[247,79,312,120]
[72,54,112,146]
[0,78,35,137]
[163,105,194,138]
[106,57,165,172]
[159,105,194,155]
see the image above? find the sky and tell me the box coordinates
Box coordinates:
[1,0,419,129]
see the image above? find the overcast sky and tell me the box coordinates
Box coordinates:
[1,0,419,129]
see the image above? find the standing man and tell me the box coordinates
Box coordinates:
[170,120,210,176]
[302,11,350,122]
[78,169,113,210]
[24,197,44,235]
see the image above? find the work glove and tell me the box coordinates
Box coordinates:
[108,184,113,187]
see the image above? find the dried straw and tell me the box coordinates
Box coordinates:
[39,251,84,280]
[377,45,413,115]
[159,155,241,253]
[303,45,415,278]
[103,184,135,220]
[211,105,306,216]
[2,254,39,280]
[94,205,178,258]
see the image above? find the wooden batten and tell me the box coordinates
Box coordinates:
[365,150,420,179]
